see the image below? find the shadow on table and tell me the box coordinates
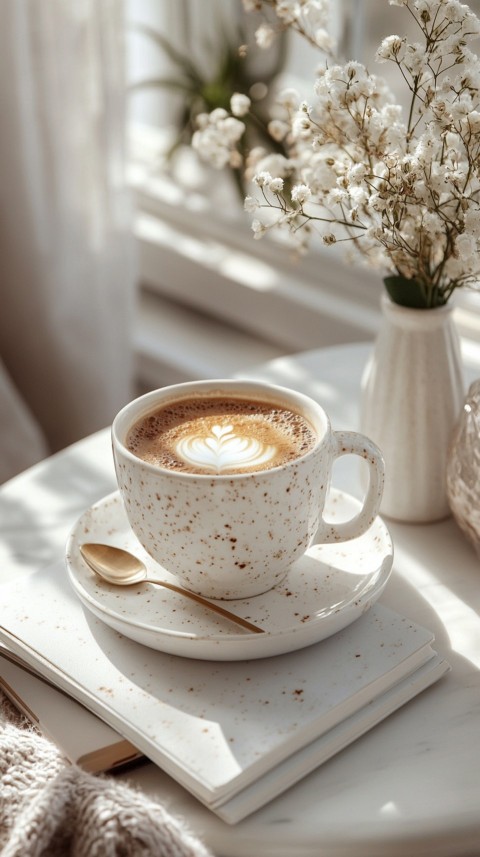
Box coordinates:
[0,430,116,572]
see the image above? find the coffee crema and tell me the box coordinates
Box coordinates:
[126,395,317,475]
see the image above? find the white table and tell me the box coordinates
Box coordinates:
[1,343,480,857]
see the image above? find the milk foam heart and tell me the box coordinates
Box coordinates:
[176,424,276,473]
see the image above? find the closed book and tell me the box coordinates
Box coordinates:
[0,645,142,773]
[0,561,448,823]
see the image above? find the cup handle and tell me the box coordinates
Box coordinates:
[320,431,385,542]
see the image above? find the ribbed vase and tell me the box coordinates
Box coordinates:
[360,295,465,522]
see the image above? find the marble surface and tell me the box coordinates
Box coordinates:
[1,343,480,857]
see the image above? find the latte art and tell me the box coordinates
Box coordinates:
[176,424,276,473]
[127,394,317,475]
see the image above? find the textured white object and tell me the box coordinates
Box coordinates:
[0,699,212,857]
[360,296,465,522]
[0,558,445,824]
[113,379,384,599]
[66,489,393,660]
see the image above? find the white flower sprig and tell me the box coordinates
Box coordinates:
[193,0,480,308]
[243,0,336,53]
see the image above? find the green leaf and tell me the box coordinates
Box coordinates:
[128,23,202,84]
[128,78,196,93]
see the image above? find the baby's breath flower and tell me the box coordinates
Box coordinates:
[285,209,300,222]
[274,0,297,24]
[195,113,210,130]
[376,35,406,62]
[230,93,251,117]
[268,119,290,141]
[404,42,426,75]
[220,116,245,143]
[244,196,259,213]
[314,29,335,52]
[276,88,301,110]
[245,147,268,174]
[464,207,480,238]
[349,185,368,206]
[209,108,229,123]
[366,226,384,241]
[255,23,276,48]
[229,150,243,169]
[252,219,268,239]
[347,163,367,183]
[192,109,245,171]
[253,170,273,188]
[292,110,313,138]
[192,129,230,169]
[466,110,480,132]
[269,177,285,193]
[255,153,291,177]
[422,210,444,237]
[370,193,389,213]
[454,233,476,257]
[311,133,327,150]
[443,0,470,24]
[291,183,312,204]
[328,187,348,204]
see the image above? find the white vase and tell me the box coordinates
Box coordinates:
[360,295,465,522]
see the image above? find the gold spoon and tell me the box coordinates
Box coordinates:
[79,543,264,635]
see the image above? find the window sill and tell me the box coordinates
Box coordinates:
[128,122,480,386]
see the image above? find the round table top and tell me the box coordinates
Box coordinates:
[1,343,479,857]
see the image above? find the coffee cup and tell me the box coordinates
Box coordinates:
[112,379,384,600]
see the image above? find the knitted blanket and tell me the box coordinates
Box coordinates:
[0,691,213,857]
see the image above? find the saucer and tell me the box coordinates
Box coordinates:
[65,489,393,661]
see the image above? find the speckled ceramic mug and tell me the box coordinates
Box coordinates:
[112,380,384,600]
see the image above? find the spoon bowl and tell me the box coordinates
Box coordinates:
[79,543,264,635]
[81,543,147,585]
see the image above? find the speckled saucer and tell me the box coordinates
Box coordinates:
[65,489,393,660]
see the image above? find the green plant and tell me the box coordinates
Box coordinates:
[129,17,287,197]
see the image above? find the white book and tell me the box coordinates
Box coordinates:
[0,645,143,773]
[0,561,448,823]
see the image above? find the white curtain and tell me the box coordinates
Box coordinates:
[0,0,135,483]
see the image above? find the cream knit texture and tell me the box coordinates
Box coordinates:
[0,692,213,857]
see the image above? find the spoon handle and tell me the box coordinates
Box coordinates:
[147,578,265,634]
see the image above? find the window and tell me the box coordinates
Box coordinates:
[125,0,480,389]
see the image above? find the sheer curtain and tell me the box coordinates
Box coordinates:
[0,0,135,483]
